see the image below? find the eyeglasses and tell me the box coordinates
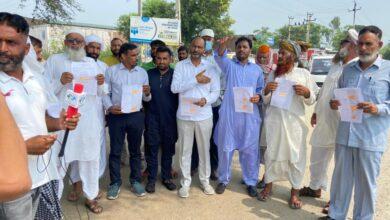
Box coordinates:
[65,38,84,44]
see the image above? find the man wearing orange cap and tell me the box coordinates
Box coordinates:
[256,44,276,189]
[256,44,276,82]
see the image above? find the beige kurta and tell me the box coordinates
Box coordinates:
[262,67,318,189]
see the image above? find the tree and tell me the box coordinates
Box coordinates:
[19,0,82,22]
[252,27,276,53]
[181,0,235,44]
[117,13,138,40]
[275,23,331,48]
[381,44,390,60]
[329,17,341,31]
[117,0,235,45]
[142,0,176,18]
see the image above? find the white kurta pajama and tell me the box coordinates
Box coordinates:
[263,67,318,189]
[44,53,104,200]
[308,58,358,191]
[69,59,108,182]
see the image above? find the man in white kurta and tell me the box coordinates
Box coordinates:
[44,30,105,213]
[68,34,108,201]
[260,40,318,209]
[300,32,359,200]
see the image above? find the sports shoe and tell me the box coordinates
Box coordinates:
[107,183,120,200]
[201,184,215,195]
[178,186,190,198]
[131,182,146,197]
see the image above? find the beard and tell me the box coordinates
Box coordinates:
[0,50,25,73]
[359,51,378,63]
[65,47,86,61]
[86,52,99,61]
[275,57,295,77]
[111,49,119,57]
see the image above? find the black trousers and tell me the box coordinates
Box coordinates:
[108,112,144,185]
[144,114,177,183]
[191,106,219,172]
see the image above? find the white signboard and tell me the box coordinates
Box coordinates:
[130,16,181,46]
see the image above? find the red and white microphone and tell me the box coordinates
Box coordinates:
[58,83,85,157]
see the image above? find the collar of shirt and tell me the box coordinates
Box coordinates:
[119,63,139,73]
[232,57,253,66]
[182,57,209,67]
[352,56,382,72]
[0,62,35,84]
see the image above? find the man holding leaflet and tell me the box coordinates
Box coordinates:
[325,26,390,220]
[171,37,220,198]
[259,40,318,209]
[44,29,105,214]
[213,36,264,198]
[104,43,151,199]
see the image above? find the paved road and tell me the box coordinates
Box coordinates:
[62,106,390,220]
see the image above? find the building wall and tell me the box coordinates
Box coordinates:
[30,24,124,53]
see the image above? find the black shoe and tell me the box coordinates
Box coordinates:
[318,216,334,220]
[247,185,258,197]
[145,182,155,193]
[162,180,177,191]
[215,183,227,194]
[210,170,218,181]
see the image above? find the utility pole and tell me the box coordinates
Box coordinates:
[176,0,182,44]
[138,0,142,16]
[305,12,316,43]
[349,0,361,28]
[288,16,294,40]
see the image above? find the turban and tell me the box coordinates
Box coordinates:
[347,29,358,44]
[85,34,104,50]
[296,41,311,52]
[279,40,301,58]
[65,28,84,38]
[258,44,271,54]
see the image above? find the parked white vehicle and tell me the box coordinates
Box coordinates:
[308,55,334,87]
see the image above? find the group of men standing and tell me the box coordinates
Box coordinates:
[0,11,389,220]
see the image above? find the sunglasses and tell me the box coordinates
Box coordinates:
[65,38,84,44]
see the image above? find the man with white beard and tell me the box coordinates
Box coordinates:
[299,31,358,212]
[322,26,390,220]
[66,34,108,204]
[44,30,105,214]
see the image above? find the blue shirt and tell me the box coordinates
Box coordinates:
[213,50,264,151]
[336,57,390,152]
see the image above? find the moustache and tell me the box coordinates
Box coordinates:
[0,52,14,63]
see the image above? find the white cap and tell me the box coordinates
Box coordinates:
[347,29,358,44]
[65,28,84,38]
[85,34,104,50]
[200,29,215,38]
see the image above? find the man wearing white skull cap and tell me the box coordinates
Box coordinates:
[44,30,105,214]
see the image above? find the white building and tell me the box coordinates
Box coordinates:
[29,21,125,53]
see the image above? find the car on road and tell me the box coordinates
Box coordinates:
[309,55,334,87]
